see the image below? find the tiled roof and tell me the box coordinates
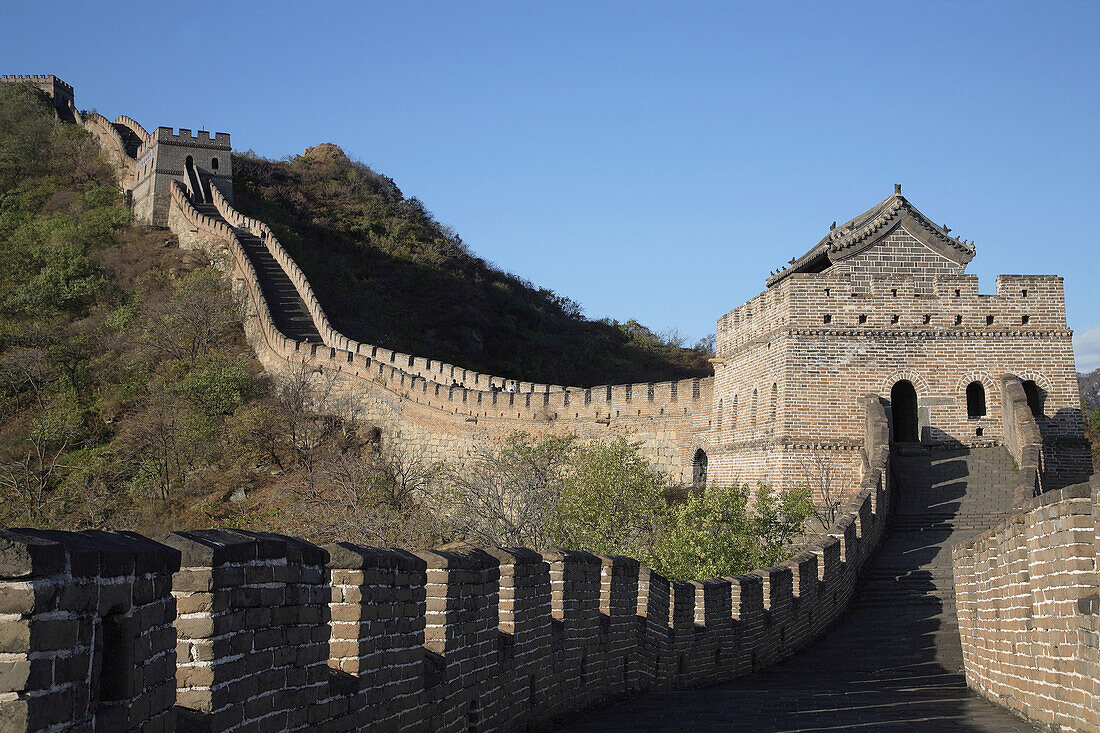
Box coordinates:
[766,187,976,287]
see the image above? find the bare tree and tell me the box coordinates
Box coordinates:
[288,443,441,546]
[444,432,576,548]
[142,268,241,360]
[799,450,842,531]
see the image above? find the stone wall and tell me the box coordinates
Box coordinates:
[0,398,896,732]
[0,530,179,731]
[78,110,137,188]
[171,182,714,482]
[952,476,1100,732]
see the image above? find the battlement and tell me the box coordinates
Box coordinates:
[0,399,894,732]
[152,126,230,147]
[953,476,1100,730]
[0,74,73,93]
[718,271,1069,355]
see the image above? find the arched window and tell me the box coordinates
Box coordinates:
[211,156,219,170]
[1022,380,1043,418]
[890,380,919,442]
[692,449,708,487]
[966,381,987,418]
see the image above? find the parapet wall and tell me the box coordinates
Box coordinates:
[952,476,1100,732]
[137,127,231,160]
[999,374,1043,505]
[0,398,893,732]
[78,110,136,187]
[113,115,150,145]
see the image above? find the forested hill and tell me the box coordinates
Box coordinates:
[232,145,713,386]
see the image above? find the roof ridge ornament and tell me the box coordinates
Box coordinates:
[894,183,902,194]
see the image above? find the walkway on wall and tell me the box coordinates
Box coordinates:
[192,201,324,343]
[556,447,1036,732]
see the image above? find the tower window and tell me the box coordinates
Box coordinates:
[986,315,994,325]
[823,314,832,324]
[211,157,219,170]
[858,314,867,324]
[1021,314,1030,325]
[891,314,899,324]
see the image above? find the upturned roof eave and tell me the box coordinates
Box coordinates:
[765,190,976,288]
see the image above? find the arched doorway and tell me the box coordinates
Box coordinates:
[891,380,919,442]
[692,449,708,487]
[1022,380,1043,418]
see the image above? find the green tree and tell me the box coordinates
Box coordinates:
[551,435,666,559]
[651,484,814,580]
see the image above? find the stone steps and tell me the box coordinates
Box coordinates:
[190,202,324,343]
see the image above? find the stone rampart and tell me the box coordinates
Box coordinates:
[78,110,136,187]
[952,476,1100,732]
[136,128,231,161]
[0,398,894,732]
[179,183,713,480]
[0,529,180,731]
[113,115,150,145]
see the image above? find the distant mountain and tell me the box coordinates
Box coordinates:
[1080,369,1100,406]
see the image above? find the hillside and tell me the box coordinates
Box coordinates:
[232,146,713,386]
[1080,369,1100,472]
[1079,368,1100,406]
[0,84,733,550]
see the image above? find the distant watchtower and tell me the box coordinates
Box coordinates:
[0,74,76,122]
[132,128,233,226]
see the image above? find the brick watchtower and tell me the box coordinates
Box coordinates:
[705,186,1090,498]
[131,127,233,226]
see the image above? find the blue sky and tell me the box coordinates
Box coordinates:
[3,1,1099,369]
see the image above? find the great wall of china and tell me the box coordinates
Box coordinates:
[0,74,1096,732]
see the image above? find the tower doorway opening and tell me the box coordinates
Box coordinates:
[692,449,708,487]
[1022,380,1043,418]
[891,380,919,442]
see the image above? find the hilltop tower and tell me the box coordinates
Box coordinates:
[0,74,76,121]
[1,75,233,226]
[131,127,233,226]
[703,186,1090,495]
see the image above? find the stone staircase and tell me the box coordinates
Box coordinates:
[191,201,324,344]
[853,449,1018,611]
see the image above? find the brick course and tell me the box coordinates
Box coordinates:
[953,476,1100,732]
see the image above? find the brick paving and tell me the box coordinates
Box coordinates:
[555,448,1039,732]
